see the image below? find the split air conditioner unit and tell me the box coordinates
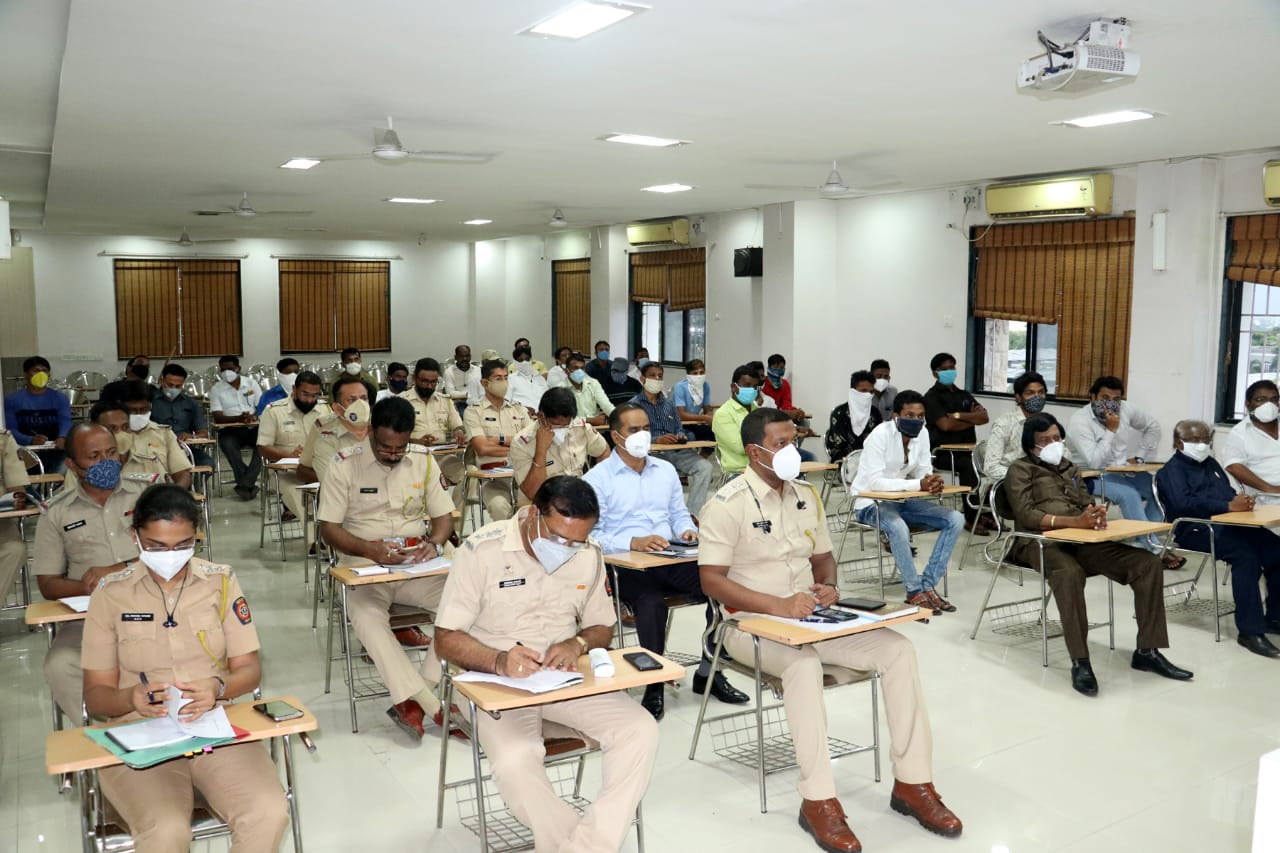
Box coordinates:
[1265,161,1280,208]
[985,174,1114,220]
[626,218,690,246]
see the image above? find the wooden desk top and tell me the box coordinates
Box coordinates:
[28,472,64,485]
[1044,518,1171,543]
[1105,463,1165,474]
[331,560,451,586]
[266,461,299,471]
[467,467,514,479]
[858,484,970,501]
[25,601,88,626]
[427,445,466,456]
[1209,506,1280,527]
[737,607,930,646]
[936,443,977,451]
[0,507,42,521]
[46,695,318,775]
[799,461,838,473]
[1079,469,1101,479]
[452,648,686,713]
[651,441,717,451]
[181,437,216,446]
[604,551,698,571]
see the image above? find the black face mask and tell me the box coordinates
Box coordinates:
[295,399,317,414]
[130,364,149,379]
[388,379,408,394]
[416,385,435,399]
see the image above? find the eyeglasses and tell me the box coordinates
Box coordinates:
[372,440,408,460]
[540,516,588,549]
[139,539,196,553]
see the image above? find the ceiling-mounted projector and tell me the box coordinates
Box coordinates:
[1017,17,1140,97]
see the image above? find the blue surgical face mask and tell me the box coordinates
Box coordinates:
[937,368,958,386]
[82,457,122,490]
[735,386,759,406]
[596,350,610,362]
[569,369,586,384]
[896,417,925,438]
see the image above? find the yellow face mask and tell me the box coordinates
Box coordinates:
[31,371,49,389]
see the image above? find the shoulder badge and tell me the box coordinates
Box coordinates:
[268,399,290,409]
[233,596,252,624]
[407,444,428,454]
[193,559,232,577]
[463,524,506,550]
[152,423,173,431]
[713,476,750,503]
[99,564,136,587]
[124,472,162,483]
[336,445,364,462]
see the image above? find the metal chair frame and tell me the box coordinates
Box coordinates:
[1149,480,1234,641]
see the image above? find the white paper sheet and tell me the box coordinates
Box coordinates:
[166,685,235,739]
[391,556,452,575]
[58,595,92,613]
[454,669,585,694]
[106,686,235,751]
[349,566,391,577]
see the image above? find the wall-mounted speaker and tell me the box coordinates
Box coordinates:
[733,246,762,277]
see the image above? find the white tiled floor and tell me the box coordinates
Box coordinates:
[2,490,1275,853]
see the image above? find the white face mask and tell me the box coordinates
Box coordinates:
[221,369,239,384]
[136,544,194,582]
[754,443,802,481]
[530,514,580,574]
[643,378,665,396]
[622,430,651,458]
[345,362,362,375]
[1253,402,1280,424]
[128,413,150,432]
[552,427,569,445]
[340,398,371,427]
[161,386,182,401]
[873,377,890,393]
[848,389,874,433]
[687,375,705,405]
[513,360,535,377]
[1180,442,1212,463]
[1037,440,1066,467]
[279,372,298,391]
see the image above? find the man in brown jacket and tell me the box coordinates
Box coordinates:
[1003,413,1193,697]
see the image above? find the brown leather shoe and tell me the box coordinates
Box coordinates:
[798,798,861,852]
[387,699,426,741]
[432,707,470,741]
[394,626,432,648]
[890,780,962,837]
[906,591,941,616]
[926,590,957,613]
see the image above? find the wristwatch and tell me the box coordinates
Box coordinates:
[574,635,588,652]
[214,676,226,699]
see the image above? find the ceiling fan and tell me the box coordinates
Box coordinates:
[745,159,900,198]
[151,228,235,246]
[548,209,569,228]
[311,117,497,166]
[194,192,313,218]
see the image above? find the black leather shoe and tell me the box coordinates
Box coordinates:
[1131,648,1193,680]
[1238,634,1280,658]
[693,671,749,704]
[640,684,664,721]
[1265,619,1280,635]
[1070,659,1098,697]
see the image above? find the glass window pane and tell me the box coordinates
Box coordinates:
[1253,282,1269,315]
[663,308,684,362]
[685,308,706,365]
[640,303,662,358]
[1033,323,1058,394]
[979,319,1021,393]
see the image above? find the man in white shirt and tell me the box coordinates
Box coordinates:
[507,346,549,412]
[209,354,263,500]
[1223,380,1280,523]
[1065,375,1168,558]
[582,403,748,721]
[546,346,572,388]
[851,390,964,615]
[983,371,1062,483]
[442,345,479,416]
[564,352,614,427]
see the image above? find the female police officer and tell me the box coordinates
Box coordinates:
[82,483,288,852]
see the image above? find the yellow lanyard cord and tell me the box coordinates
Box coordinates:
[196,574,230,672]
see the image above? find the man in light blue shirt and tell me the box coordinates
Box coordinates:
[583,403,747,721]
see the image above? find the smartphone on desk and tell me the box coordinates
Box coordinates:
[838,597,886,611]
[622,651,663,672]
[253,700,304,722]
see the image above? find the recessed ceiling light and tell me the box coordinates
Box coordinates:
[642,183,693,193]
[463,219,493,225]
[601,133,688,148]
[385,197,440,204]
[280,158,321,170]
[1055,109,1159,128]
[522,2,646,40]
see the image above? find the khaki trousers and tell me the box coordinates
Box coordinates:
[0,519,26,604]
[437,453,466,511]
[276,470,305,527]
[482,480,515,521]
[348,575,446,707]
[476,691,659,853]
[723,624,933,800]
[45,621,84,720]
[99,740,288,853]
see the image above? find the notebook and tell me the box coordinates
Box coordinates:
[58,595,92,613]
[454,669,584,694]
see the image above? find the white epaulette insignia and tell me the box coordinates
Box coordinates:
[407,444,428,454]
[99,565,135,586]
[714,477,749,502]
[125,472,161,482]
[336,446,364,461]
[196,561,232,576]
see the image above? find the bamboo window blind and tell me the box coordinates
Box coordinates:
[113,259,242,358]
[553,258,591,354]
[279,260,390,352]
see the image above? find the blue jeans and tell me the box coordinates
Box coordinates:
[798,447,816,463]
[856,499,964,595]
[1098,472,1162,551]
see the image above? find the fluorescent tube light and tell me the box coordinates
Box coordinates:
[280,158,321,170]
[642,183,693,193]
[601,133,687,147]
[1056,109,1157,128]
[523,2,645,39]
[463,219,493,225]
[386,197,439,204]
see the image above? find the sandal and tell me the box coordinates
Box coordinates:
[1161,553,1187,570]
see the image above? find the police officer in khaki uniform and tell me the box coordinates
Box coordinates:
[35,423,149,718]
[508,387,609,501]
[435,476,658,853]
[121,380,193,489]
[298,374,373,486]
[68,399,188,491]
[399,357,467,508]
[83,484,288,852]
[257,370,330,526]
[318,397,455,740]
[699,408,963,852]
[0,428,32,603]
[462,361,530,521]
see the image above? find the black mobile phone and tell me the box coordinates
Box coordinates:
[253,700,304,722]
[812,607,861,622]
[622,651,663,672]
[838,597,886,611]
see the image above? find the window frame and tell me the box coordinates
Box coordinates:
[277,259,391,354]
[628,302,705,368]
[112,258,243,359]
